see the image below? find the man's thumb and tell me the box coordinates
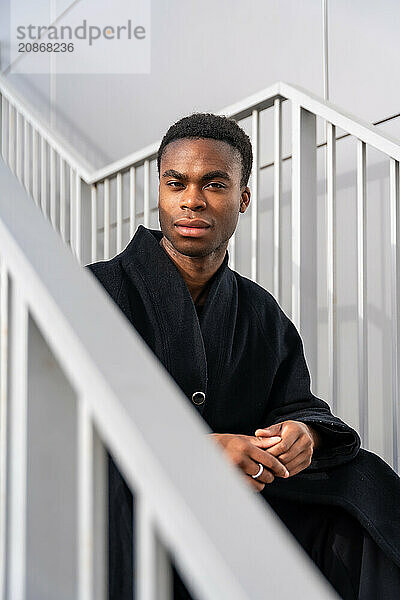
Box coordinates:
[255,423,282,437]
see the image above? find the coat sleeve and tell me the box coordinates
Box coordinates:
[262,308,361,471]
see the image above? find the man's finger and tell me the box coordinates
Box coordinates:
[254,423,282,437]
[274,438,305,464]
[238,466,266,492]
[246,461,275,484]
[285,453,312,476]
[263,430,301,458]
[252,435,281,449]
[249,446,289,478]
[248,477,265,492]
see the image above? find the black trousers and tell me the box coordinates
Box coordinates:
[173,496,400,600]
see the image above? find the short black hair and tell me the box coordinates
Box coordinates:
[157,112,253,188]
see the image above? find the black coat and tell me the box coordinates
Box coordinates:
[87,224,400,571]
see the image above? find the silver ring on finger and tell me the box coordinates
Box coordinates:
[251,462,264,480]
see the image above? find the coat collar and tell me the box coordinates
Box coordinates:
[119,225,235,414]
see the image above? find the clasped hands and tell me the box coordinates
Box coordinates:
[210,420,321,492]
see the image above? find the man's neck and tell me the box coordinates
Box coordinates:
[159,236,227,305]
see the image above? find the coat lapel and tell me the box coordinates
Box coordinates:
[197,255,238,402]
[119,225,234,415]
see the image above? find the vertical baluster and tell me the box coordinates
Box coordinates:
[78,400,93,600]
[15,112,22,182]
[50,147,57,228]
[32,129,39,206]
[228,234,236,270]
[0,259,8,600]
[60,158,66,242]
[92,429,107,600]
[136,496,172,600]
[390,158,399,472]
[24,120,30,195]
[129,166,136,238]
[251,109,259,282]
[70,168,76,255]
[143,160,150,228]
[78,401,107,600]
[1,96,7,162]
[91,185,97,262]
[41,137,48,217]
[104,179,110,260]
[116,173,122,253]
[357,139,368,446]
[7,283,28,600]
[326,123,337,412]
[273,98,282,302]
[291,103,318,383]
[8,103,15,173]
[75,175,82,263]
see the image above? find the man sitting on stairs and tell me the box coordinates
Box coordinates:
[87,112,400,600]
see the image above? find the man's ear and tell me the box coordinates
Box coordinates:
[240,187,251,213]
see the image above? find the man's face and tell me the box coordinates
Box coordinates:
[158,138,250,258]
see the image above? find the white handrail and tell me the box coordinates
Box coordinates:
[280,82,400,160]
[0,161,336,599]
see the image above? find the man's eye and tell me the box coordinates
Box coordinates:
[206,182,225,189]
[167,181,183,187]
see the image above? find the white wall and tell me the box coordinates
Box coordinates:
[2,0,323,166]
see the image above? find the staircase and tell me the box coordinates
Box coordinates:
[0,73,399,598]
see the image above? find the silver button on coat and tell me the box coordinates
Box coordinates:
[192,391,206,405]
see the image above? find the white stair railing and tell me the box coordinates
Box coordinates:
[0,159,338,599]
[1,75,399,473]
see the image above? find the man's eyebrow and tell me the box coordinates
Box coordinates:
[199,170,231,182]
[161,169,232,182]
[162,169,187,180]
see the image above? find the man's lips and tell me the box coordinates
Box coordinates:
[174,219,211,228]
[174,219,211,237]
[175,224,211,237]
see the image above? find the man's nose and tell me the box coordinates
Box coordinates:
[179,186,206,211]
